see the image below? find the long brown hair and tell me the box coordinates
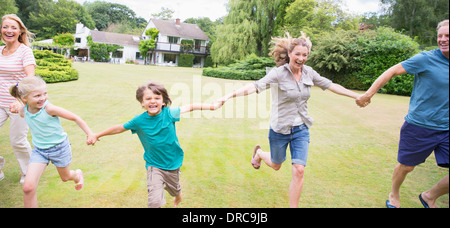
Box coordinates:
[269,32,312,67]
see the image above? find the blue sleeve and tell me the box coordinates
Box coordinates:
[169,107,181,122]
[401,51,429,75]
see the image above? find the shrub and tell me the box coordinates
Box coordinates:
[178,54,195,67]
[202,54,275,80]
[33,49,79,83]
[309,27,420,96]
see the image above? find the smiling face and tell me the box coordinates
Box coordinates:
[141,88,165,116]
[437,25,449,58]
[22,88,48,114]
[1,18,21,44]
[288,45,309,72]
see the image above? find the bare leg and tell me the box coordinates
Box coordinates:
[289,164,305,208]
[389,163,415,208]
[255,148,282,171]
[420,175,449,208]
[56,165,80,183]
[23,163,47,208]
[174,191,182,207]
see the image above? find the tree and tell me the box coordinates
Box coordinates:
[151,7,175,20]
[211,0,282,65]
[381,0,449,45]
[28,0,95,39]
[0,0,18,16]
[85,1,142,31]
[281,0,359,39]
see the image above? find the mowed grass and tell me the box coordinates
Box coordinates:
[0,62,448,208]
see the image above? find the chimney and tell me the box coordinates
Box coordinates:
[176,18,181,26]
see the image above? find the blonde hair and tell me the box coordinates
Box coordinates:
[1,14,35,47]
[269,32,312,67]
[10,76,46,100]
[437,19,449,31]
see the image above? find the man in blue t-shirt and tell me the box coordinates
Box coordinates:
[357,20,449,208]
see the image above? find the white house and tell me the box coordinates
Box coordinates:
[141,18,210,67]
[74,23,142,64]
[73,18,210,67]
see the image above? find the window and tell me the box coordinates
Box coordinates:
[164,54,177,63]
[168,36,179,44]
[75,38,81,43]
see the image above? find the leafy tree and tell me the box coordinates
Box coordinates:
[52,33,74,46]
[85,1,142,31]
[0,0,18,16]
[212,0,282,65]
[28,0,95,39]
[281,0,359,39]
[381,0,449,45]
[151,7,175,20]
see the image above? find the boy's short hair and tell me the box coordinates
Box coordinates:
[136,82,172,107]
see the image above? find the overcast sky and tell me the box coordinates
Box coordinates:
[74,0,382,21]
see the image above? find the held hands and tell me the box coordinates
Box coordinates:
[86,134,100,146]
[356,93,371,108]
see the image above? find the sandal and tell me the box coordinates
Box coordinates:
[252,145,262,169]
[75,169,84,191]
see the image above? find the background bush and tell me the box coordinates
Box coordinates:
[33,49,79,83]
[203,54,275,80]
[309,27,420,96]
[178,54,195,67]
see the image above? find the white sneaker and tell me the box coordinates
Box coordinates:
[0,171,4,182]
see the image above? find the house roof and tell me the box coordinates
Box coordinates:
[150,19,210,41]
[90,30,141,46]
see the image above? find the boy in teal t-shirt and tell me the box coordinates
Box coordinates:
[90,81,223,208]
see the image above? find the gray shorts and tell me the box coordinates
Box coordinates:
[147,166,181,208]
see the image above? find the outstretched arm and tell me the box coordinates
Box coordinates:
[45,104,94,138]
[217,83,258,104]
[328,83,361,99]
[180,103,223,114]
[356,63,407,107]
[88,124,128,145]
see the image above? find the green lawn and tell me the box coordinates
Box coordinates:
[0,62,448,208]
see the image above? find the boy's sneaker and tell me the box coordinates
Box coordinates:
[0,171,4,182]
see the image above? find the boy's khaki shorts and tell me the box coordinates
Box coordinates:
[147,166,181,208]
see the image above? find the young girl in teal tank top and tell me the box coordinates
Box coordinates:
[10,76,95,208]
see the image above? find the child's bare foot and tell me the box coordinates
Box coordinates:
[75,169,84,191]
[174,192,182,207]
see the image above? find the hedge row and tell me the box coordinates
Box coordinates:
[33,50,79,83]
[202,54,275,81]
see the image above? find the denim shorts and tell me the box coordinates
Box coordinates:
[398,121,449,168]
[29,137,72,168]
[269,124,310,166]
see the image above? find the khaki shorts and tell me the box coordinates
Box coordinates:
[147,166,181,208]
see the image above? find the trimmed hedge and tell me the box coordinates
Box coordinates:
[202,54,275,80]
[178,54,195,67]
[33,50,79,83]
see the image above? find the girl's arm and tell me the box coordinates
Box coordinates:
[45,103,94,137]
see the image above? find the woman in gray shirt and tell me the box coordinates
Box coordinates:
[219,33,361,208]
